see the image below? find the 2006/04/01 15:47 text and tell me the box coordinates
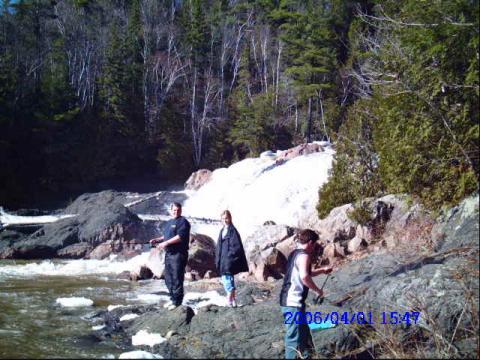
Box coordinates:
[284,311,421,325]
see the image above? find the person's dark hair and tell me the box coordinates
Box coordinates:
[171,202,182,209]
[296,229,319,244]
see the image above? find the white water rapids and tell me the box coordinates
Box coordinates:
[0,141,334,279]
[0,142,334,358]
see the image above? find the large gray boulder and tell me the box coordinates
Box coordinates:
[125,305,195,337]
[311,195,479,358]
[0,192,158,259]
[432,194,479,252]
[186,233,217,278]
[244,225,294,262]
[243,225,295,281]
[116,299,358,359]
[249,247,287,281]
[302,194,434,261]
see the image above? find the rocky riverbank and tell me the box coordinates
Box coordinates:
[0,181,478,358]
[79,194,478,358]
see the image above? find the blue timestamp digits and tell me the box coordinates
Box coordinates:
[283,311,421,325]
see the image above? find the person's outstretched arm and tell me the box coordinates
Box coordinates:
[156,235,181,249]
[311,265,333,277]
[149,235,164,246]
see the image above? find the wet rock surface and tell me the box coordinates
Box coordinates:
[0,191,166,259]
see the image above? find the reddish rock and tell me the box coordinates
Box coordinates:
[276,143,324,163]
[249,247,287,281]
[57,243,93,258]
[89,242,113,260]
[184,169,212,191]
[244,225,295,261]
[323,243,346,261]
[187,233,216,278]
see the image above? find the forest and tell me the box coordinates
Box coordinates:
[0,0,478,214]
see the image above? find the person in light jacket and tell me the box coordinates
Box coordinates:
[215,210,249,307]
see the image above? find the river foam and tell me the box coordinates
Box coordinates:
[55,297,94,307]
[0,252,151,279]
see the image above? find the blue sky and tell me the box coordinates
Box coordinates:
[0,0,20,13]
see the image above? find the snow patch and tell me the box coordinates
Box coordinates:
[183,290,228,311]
[119,350,163,359]
[55,297,93,307]
[120,313,139,321]
[131,330,166,347]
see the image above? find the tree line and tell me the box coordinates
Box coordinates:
[0,0,478,215]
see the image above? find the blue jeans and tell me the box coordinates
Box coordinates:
[221,274,235,293]
[281,306,311,359]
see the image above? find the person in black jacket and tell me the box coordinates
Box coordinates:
[215,210,248,307]
[149,202,191,310]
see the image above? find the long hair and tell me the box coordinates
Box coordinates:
[221,210,232,223]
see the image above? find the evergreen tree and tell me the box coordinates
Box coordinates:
[317,99,383,218]
[371,0,479,210]
[99,19,128,126]
[276,0,338,141]
[229,45,276,157]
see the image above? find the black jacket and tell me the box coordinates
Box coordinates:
[215,224,249,275]
[163,216,191,256]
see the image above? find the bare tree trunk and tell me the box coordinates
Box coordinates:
[318,90,328,141]
[275,40,283,108]
[142,0,186,141]
[295,102,298,133]
[307,97,312,143]
[219,23,234,120]
[229,11,251,93]
[260,26,269,94]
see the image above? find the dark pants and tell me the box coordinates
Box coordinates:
[164,252,187,306]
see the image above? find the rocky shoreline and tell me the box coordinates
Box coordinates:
[88,193,479,358]
[0,190,478,358]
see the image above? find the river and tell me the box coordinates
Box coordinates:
[0,256,228,359]
[0,259,166,358]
